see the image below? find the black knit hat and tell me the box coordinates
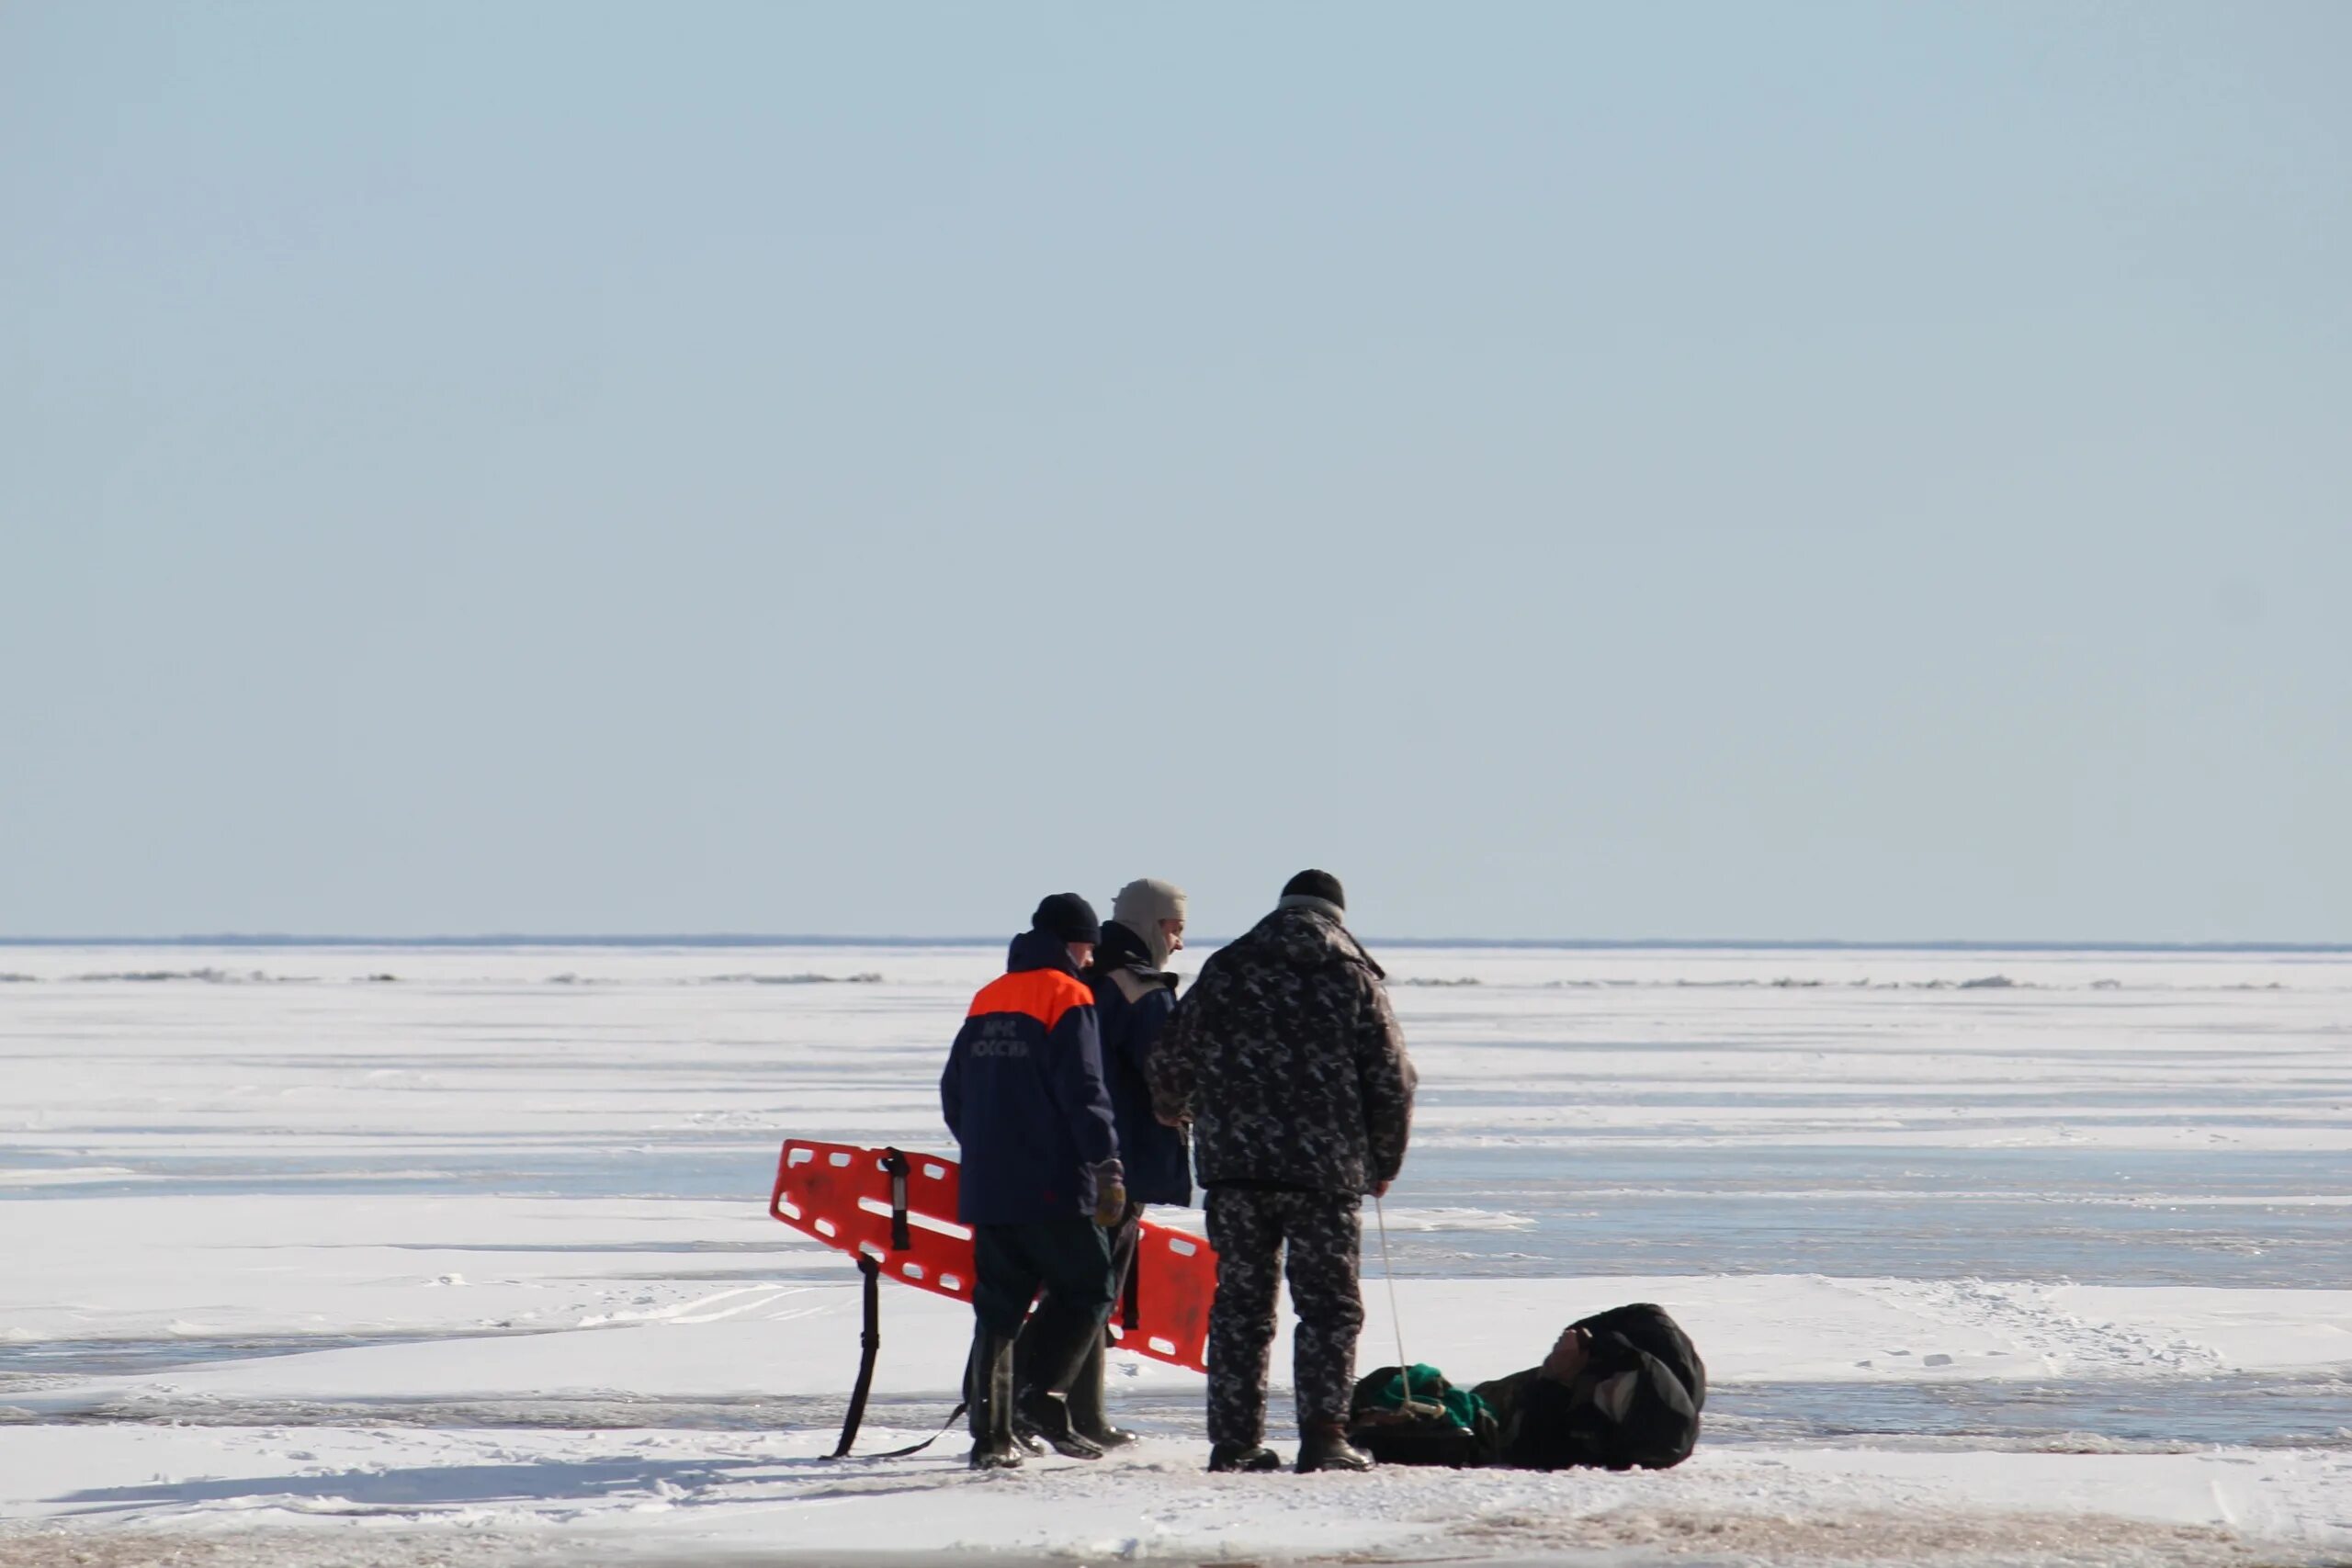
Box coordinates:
[1281,868,1345,909]
[1032,892,1102,945]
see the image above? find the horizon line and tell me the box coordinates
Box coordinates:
[1,933,2347,954]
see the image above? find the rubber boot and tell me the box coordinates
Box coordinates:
[1012,1303,1107,1460]
[1014,1384,1104,1460]
[1294,1422,1374,1473]
[1002,1329,1048,1455]
[966,1326,1023,1471]
[1207,1441,1283,1472]
[1065,1334,1136,1450]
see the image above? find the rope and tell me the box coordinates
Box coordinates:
[1374,1191,1440,1417]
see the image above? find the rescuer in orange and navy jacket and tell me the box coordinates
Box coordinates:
[942,893,1126,1468]
[941,897,1123,1228]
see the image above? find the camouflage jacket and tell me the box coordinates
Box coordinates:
[1148,903,1415,1195]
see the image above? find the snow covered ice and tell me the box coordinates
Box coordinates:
[3,943,2348,1566]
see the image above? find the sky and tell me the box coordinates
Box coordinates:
[4,3,2347,943]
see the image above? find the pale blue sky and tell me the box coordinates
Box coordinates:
[5,3,2346,942]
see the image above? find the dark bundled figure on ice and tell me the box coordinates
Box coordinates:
[1349,1303,1706,1472]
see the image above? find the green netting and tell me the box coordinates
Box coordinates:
[1366,1363,1491,1431]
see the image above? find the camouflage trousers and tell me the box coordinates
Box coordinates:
[1204,1187,1364,1444]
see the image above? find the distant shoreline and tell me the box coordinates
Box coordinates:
[2,934,2346,954]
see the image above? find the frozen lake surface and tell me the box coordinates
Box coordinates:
[3,942,2348,1565]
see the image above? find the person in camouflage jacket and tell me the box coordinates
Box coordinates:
[1148,870,1416,1473]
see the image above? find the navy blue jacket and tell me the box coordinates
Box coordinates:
[941,929,1120,1225]
[1087,920,1193,1206]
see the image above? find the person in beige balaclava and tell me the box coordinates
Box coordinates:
[1014,876,1191,1450]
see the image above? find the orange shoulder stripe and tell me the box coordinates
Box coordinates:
[967,968,1094,1033]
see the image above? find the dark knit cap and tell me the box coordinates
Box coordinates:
[1281,869,1345,910]
[1032,892,1102,945]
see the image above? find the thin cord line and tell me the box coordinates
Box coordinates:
[1374,1191,1438,1416]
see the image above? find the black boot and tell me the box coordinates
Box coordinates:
[966,1326,1023,1471]
[1294,1422,1374,1473]
[1207,1441,1283,1472]
[1014,1385,1104,1460]
[1065,1335,1136,1450]
[1009,1298,1109,1460]
[1001,1331,1048,1455]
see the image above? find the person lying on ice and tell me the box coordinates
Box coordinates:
[940,893,1126,1470]
[1348,1303,1706,1472]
